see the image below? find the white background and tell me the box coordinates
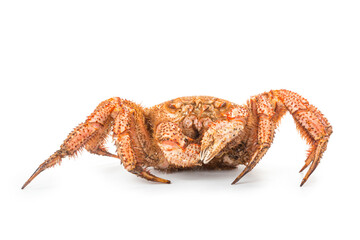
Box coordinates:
[1,1,359,239]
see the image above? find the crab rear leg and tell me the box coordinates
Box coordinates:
[22,97,169,189]
[113,109,170,184]
[21,98,120,189]
[272,90,333,186]
[232,90,332,186]
[231,94,277,185]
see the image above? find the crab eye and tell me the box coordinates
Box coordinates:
[214,101,227,109]
[167,102,182,110]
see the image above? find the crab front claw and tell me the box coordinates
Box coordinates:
[200,136,219,164]
[200,119,245,164]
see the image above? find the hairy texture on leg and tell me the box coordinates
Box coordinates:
[232,95,276,184]
[232,90,332,186]
[113,106,170,183]
[272,90,332,186]
[85,118,118,158]
[22,98,121,189]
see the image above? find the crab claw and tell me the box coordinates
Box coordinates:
[200,120,245,164]
[200,138,221,164]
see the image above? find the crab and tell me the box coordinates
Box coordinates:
[21,89,332,189]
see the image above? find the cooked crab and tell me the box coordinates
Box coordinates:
[22,89,332,189]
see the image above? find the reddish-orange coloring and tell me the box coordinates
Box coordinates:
[22,90,332,189]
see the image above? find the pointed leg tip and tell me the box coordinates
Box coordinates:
[21,181,30,190]
[155,177,171,184]
[300,179,306,187]
[232,170,248,185]
[299,164,309,173]
[231,178,240,185]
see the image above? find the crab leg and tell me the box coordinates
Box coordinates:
[112,106,171,183]
[21,98,121,189]
[272,90,332,186]
[84,117,118,158]
[231,94,276,185]
[22,97,169,189]
[232,90,332,186]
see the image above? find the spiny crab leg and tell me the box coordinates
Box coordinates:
[299,138,329,186]
[22,97,170,189]
[231,94,275,185]
[22,150,66,189]
[21,97,119,189]
[274,90,332,186]
[231,90,332,186]
[231,144,270,185]
[22,115,118,189]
